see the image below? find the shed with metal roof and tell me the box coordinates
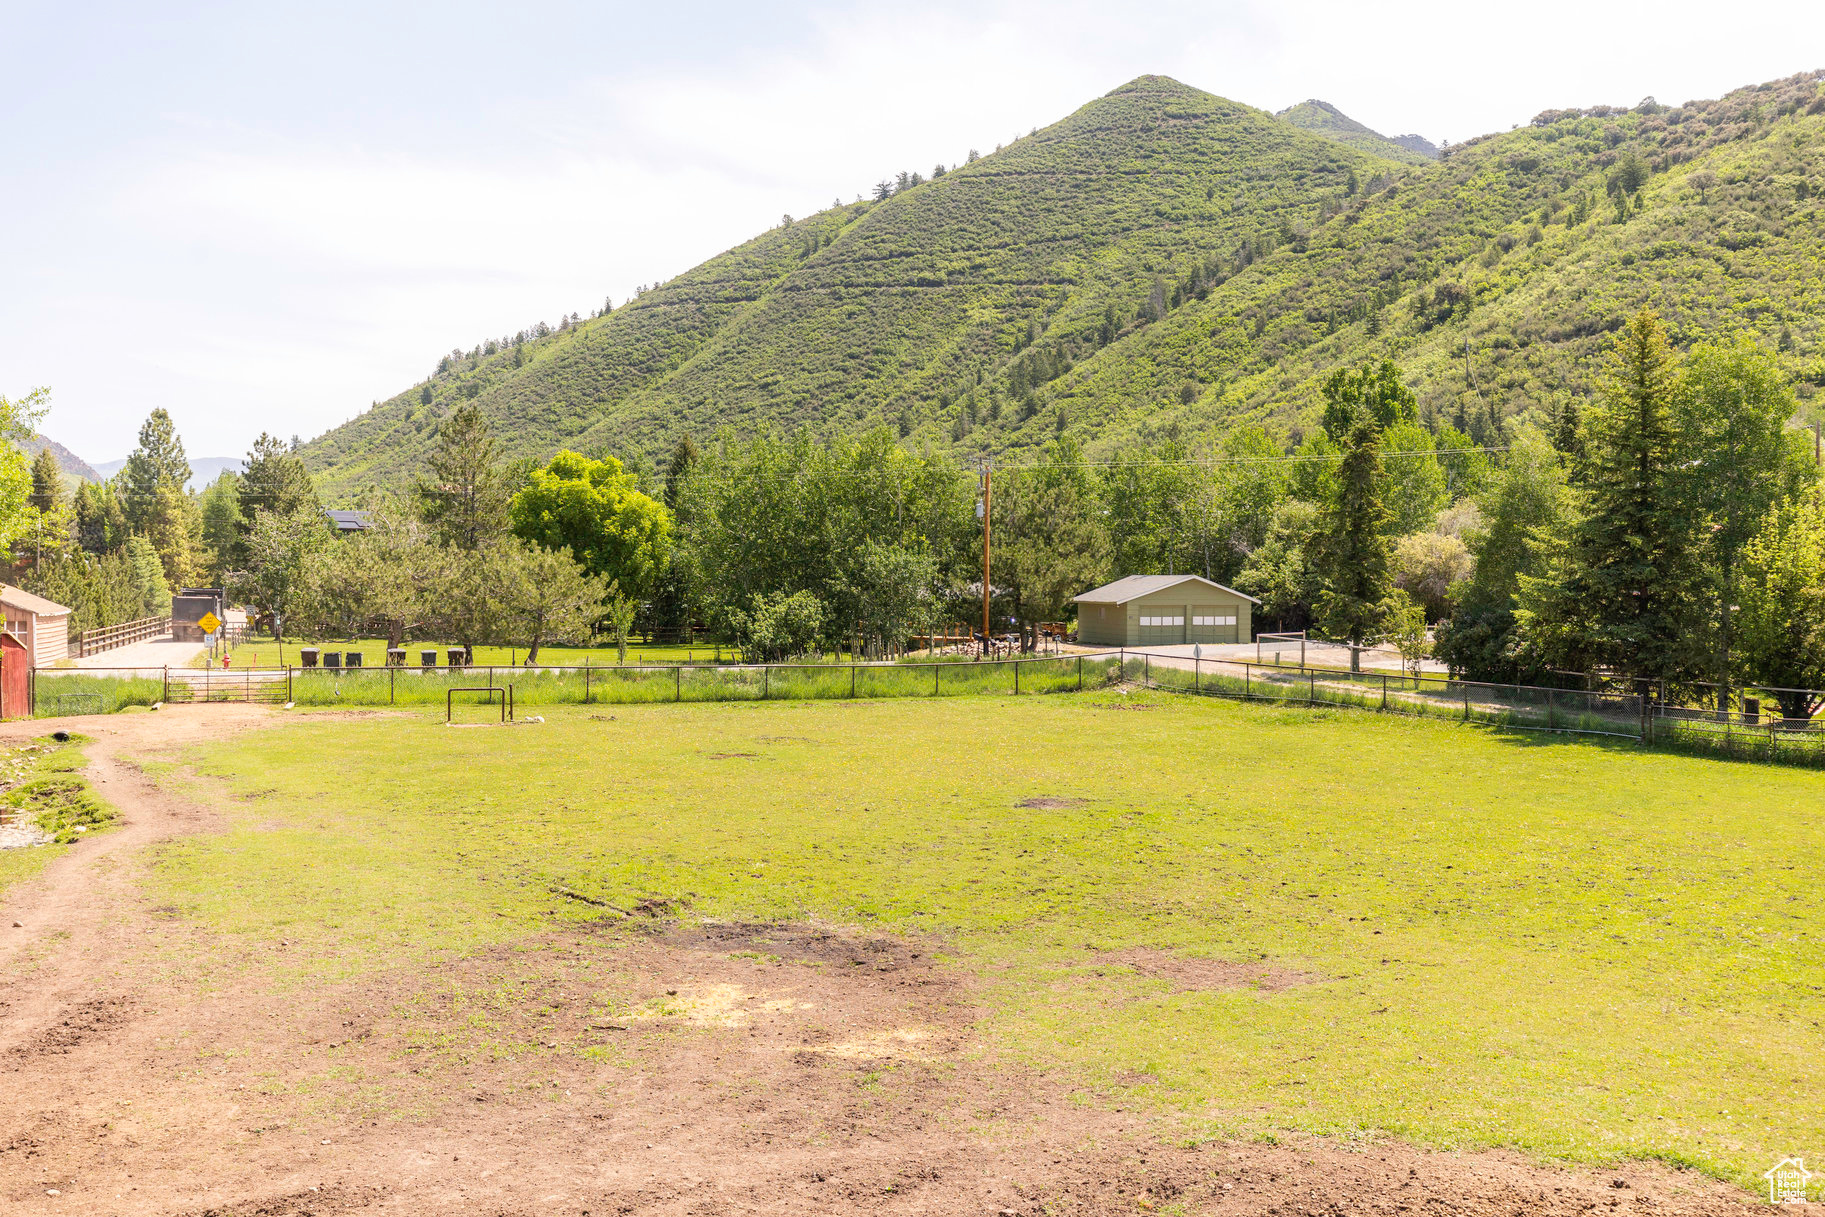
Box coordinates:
[1073,575,1259,647]
[1,584,72,667]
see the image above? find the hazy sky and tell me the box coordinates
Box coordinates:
[4,2,1820,462]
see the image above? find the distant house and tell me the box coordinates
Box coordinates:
[1074,574,1259,647]
[326,509,372,535]
[1,585,72,667]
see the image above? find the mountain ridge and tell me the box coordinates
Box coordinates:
[1275,98,1437,164]
[300,70,1825,500]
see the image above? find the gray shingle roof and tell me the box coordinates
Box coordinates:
[1074,574,1261,605]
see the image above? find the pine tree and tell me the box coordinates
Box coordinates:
[664,435,700,512]
[28,448,62,513]
[1516,311,1699,679]
[120,408,189,530]
[1314,408,1394,671]
[73,481,129,554]
[416,403,507,551]
[239,432,320,524]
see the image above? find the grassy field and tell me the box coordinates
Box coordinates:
[154,692,1823,1193]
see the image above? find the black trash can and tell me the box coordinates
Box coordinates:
[323,651,341,670]
[300,647,320,669]
[345,651,364,669]
[421,650,438,669]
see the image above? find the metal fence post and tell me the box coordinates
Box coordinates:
[1144,654,1150,685]
[935,662,940,697]
[288,666,293,703]
[1194,656,1200,693]
[1381,673,1387,710]
[675,664,681,702]
[851,662,857,698]
[1309,671,1315,704]
[163,666,168,703]
[1015,659,1020,695]
[1463,683,1470,721]
[763,665,770,700]
[390,666,395,705]
[1077,655,1083,691]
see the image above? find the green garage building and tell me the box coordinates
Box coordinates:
[1074,574,1259,647]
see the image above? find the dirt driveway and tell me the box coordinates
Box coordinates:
[0,708,1759,1215]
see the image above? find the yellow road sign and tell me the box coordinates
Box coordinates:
[197,611,221,634]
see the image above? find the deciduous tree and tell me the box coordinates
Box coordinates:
[509,450,670,597]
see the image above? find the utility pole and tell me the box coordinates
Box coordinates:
[979,457,992,656]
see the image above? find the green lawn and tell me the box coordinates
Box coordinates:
[154,693,1824,1193]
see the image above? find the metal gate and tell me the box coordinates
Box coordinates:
[164,669,291,704]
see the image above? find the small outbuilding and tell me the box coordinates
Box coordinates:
[1074,574,1258,647]
[1,585,72,667]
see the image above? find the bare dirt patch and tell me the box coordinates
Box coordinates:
[1016,796,1088,809]
[1103,947,1321,992]
[647,919,929,972]
[706,751,757,759]
[6,995,135,1061]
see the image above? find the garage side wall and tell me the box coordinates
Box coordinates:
[1076,600,1133,646]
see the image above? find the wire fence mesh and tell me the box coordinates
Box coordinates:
[28,650,1822,769]
[29,653,1134,714]
[1138,654,1825,768]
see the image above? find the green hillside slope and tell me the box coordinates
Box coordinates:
[1276,99,1436,165]
[303,76,1412,495]
[302,71,1825,500]
[1032,70,1825,454]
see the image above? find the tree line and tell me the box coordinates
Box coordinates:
[8,307,1818,708]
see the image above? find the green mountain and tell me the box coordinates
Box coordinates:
[1276,99,1437,164]
[303,71,1825,499]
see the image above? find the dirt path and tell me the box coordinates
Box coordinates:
[0,707,1764,1216]
[0,707,275,1046]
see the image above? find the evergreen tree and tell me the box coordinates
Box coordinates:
[239,432,320,524]
[124,534,172,618]
[73,480,129,554]
[28,448,62,513]
[121,409,189,531]
[416,403,507,551]
[1314,406,1394,671]
[664,435,700,511]
[141,484,202,589]
[1516,311,1699,679]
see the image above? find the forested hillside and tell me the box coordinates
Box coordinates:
[301,71,1825,499]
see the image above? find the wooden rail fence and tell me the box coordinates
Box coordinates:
[72,616,171,658]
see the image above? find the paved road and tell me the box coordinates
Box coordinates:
[60,609,249,673]
[64,636,207,670]
[1115,640,1449,675]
